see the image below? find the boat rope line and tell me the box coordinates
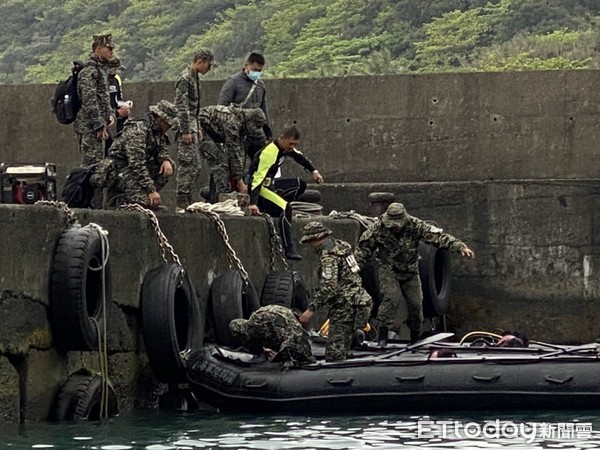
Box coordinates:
[459,331,503,345]
[121,203,183,269]
[328,210,376,230]
[88,223,111,420]
[186,202,250,290]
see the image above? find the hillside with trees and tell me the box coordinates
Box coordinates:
[1,0,598,84]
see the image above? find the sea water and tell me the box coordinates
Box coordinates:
[1,409,600,449]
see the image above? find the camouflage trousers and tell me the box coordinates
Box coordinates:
[377,266,423,334]
[114,173,169,207]
[78,132,106,167]
[326,293,372,362]
[176,134,200,207]
[92,159,169,208]
[198,133,232,203]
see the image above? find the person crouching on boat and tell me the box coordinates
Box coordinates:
[299,221,373,362]
[229,305,316,366]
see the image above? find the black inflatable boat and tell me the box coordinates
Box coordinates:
[183,334,600,413]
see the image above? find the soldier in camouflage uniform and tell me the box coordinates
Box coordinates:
[229,304,315,366]
[91,100,177,209]
[198,105,266,202]
[74,34,116,167]
[299,222,372,362]
[356,202,475,345]
[174,49,215,211]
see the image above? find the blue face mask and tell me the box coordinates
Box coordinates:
[247,70,262,81]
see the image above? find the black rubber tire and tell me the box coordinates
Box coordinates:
[210,270,259,347]
[141,263,202,383]
[50,373,118,421]
[50,225,112,351]
[419,242,452,318]
[261,270,309,312]
[297,189,321,203]
[367,192,396,203]
[291,270,309,312]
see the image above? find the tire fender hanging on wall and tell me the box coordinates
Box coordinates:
[141,262,202,383]
[50,225,112,351]
[418,242,452,318]
[210,270,260,347]
[49,372,118,421]
[261,270,308,312]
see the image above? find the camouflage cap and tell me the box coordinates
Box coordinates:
[241,108,266,130]
[149,100,179,129]
[93,34,115,49]
[195,48,218,67]
[381,202,409,228]
[105,57,125,70]
[300,221,333,244]
[229,318,248,337]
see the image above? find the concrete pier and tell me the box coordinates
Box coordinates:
[0,70,598,422]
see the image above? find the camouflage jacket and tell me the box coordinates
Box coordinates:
[108,116,174,194]
[241,305,314,364]
[174,67,201,134]
[199,105,245,176]
[310,238,371,312]
[356,216,467,276]
[74,54,111,134]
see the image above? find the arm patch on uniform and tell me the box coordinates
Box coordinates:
[322,265,334,280]
[429,225,443,233]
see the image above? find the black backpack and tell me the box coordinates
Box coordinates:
[51,61,92,125]
[61,166,96,208]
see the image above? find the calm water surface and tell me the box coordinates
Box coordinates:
[2,410,600,449]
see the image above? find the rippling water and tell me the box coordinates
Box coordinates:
[2,410,600,449]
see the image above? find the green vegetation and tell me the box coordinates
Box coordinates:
[1,0,598,83]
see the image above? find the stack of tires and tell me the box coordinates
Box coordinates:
[49,224,118,421]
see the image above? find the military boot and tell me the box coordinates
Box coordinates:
[410,330,422,344]
[280,210,302,261]
[378,326,389,347]
[352,329,365,348]
[176,193,191,213]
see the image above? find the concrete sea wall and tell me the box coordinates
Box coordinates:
[0,70,598,422]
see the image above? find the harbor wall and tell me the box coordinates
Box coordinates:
[0,70,598,422]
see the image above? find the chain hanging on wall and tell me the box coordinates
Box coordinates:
[35,200,78,227]
[258,212,289,272]
[186,202,250,289]
[121,203,183,268]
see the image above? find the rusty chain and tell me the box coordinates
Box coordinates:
[258,212,289,272]
[121,203,183,268]
[35,200,78,227]
[187,207,250,288]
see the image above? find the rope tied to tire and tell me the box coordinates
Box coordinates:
[86,223,111,421]
[258,212,289,272]
[185,202,251,291]
[121,203,183,268]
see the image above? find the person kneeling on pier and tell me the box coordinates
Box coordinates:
[229,305,316,366]
[299,222,372,362]
[90,100,177,209]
